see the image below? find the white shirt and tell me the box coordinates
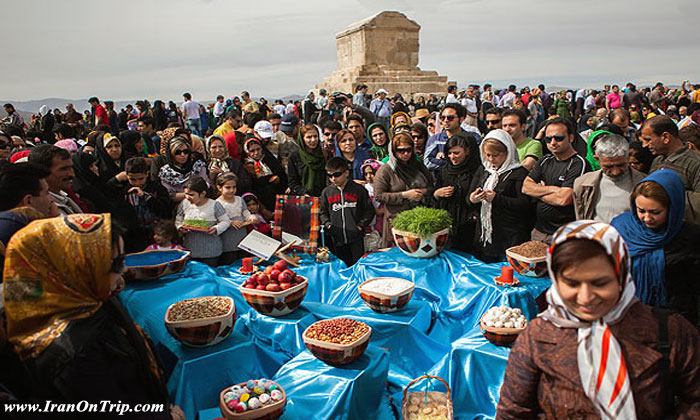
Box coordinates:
[461,97,478,113]
[445,93,459,104]
[499,92,516,108]
[274,104,286,116]
[182,100,201,120]
[584,95,596,112]
[594,171,633,224]
[213,101,225,117]
[285,103,295,115]
[217,196,252,222]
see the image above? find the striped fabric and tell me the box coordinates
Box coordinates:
[541,220,638,420]
[272,195,321,253]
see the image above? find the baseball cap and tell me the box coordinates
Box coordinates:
[376,88,389,95]
[254,120,274,139]
[280,114,299,134]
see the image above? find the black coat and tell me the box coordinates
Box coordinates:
[431,165,479,252]
[665,221,700,328]
[286,150,327,197]
[468,166,534,262]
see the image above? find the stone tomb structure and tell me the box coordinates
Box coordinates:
[317,11,449,99]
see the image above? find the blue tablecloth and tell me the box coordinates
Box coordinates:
[119,248,550,420]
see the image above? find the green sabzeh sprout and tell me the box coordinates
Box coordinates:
[392,207,452,237]
[182,219,210,230]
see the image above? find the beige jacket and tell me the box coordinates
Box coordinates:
[573,168,645,220]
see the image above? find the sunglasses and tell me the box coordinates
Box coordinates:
[109,254,126,274]
[544,134,567,143]
[439,114,457,121]
[174,149,190,156]
[486,119,501,125]
[395,147,412,154]
[411,135,424,140]
[323,132,335,137]
[327,170,346,178]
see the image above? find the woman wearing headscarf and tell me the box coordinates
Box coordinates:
[611,169,700,327]
[374,132,433,247]
[334,129,371,182]
[468,129,533,262]
[205,135,251,195]
[390,111,411,130]
[152,100,168,131]
[243,137,287,211]
[38,104,55,144]
[366,122,390,161]
[497,220,700,419]
[3,214,182,420]
[430,132,481,253]
[159,135,208,202]
[287,124,327,197]
[95,132,127,187]
[119,130,146,159]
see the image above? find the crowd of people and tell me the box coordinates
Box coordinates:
[1,80,700,419]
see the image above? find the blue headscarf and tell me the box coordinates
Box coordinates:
[334,139,371,181]
[610,169,685,306]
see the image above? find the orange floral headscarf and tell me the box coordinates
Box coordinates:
[3,214,114,359]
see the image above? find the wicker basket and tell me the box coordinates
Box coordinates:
[479,313,526,347]
[218,382,286,420]
[165,296,236,347]
[302,320,371,366]
[358,277,415,313]
[505,246,547,278]
[123,249,190,281]
[240,276,308,317]
[402,375,453,420]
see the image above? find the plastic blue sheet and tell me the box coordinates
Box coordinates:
[119,248,550,420]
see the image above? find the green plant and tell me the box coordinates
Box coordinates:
[183,219,210,229]
[392,207,452,237]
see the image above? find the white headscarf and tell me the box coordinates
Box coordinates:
[39,105,49,116]
[478,129,521,245]
[542,221,638,420]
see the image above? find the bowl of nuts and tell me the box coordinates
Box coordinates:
[123,249,191,282]
[302,318,372,366]
[479,305,528,347]
[505,241,549,278]
[358,277,415,313]
[165,296,236,347]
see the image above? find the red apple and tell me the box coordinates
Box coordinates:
[256,284,266,290]
[257,274,269,286]
[273,260,288,271]
[270,269,281,282]
[279,282,292,290]
[295,276,305,284]
[264,266,274,275]
[278,271,291,284]
[266,284,281,292]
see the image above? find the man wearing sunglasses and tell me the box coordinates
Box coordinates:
[522,117,590,243]
[424,103,468,171]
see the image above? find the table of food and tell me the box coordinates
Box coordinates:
[119,244,551,420]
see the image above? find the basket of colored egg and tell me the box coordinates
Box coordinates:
[219,378,286,420]
[302,318,371,366]
[164,296,235,347]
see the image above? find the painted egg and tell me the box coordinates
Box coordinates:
[259,393,271,405]
[270,389,283,401]
[246,380,257,389]
[253,386,265,395]
[247,397,261,410]
[234,402,247,413]
[239,393,250,403]
[226,400,237,410]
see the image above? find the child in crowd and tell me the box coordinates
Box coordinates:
[361,159,385,251]
[124,157,172,251]
[216,172,257,265]
[242,193,272,236]
[319,157,375,267]
[175,176,229,266]
[145,220,184,251]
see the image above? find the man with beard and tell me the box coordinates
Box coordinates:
[573,133,645,222]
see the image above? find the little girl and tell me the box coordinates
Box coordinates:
[216,172,257,265]
[175,176,229,266]
[361,159,385,239]
[242,193,272,236]
[145,220,184,251]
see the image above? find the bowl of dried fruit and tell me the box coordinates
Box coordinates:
[240,261,308,317]
[505,241,549,277]
[302,318,371,366]
[358,277,415,313]
[219,378,286,420]
[123,249,190,282]
[165,296,236,347]
[479,305,528,347]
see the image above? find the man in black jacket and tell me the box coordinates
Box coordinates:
[319,157,375,267]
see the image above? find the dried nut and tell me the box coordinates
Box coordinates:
[167,297,231,322]
[305,318,369,345]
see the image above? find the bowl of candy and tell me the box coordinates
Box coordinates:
[165,296,235,347]
[479,305,528,347]
[302,318,371,366]
[123,249,190,281]
[358,277,415,313]
[219,378,286,420]
[505,241,549,277]
[240,260,308,317]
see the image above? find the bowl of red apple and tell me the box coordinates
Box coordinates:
[239,260,308,317]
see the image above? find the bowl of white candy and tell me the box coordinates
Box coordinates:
[480,305,528,347]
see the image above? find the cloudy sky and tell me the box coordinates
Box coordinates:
[3,0,699,102]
